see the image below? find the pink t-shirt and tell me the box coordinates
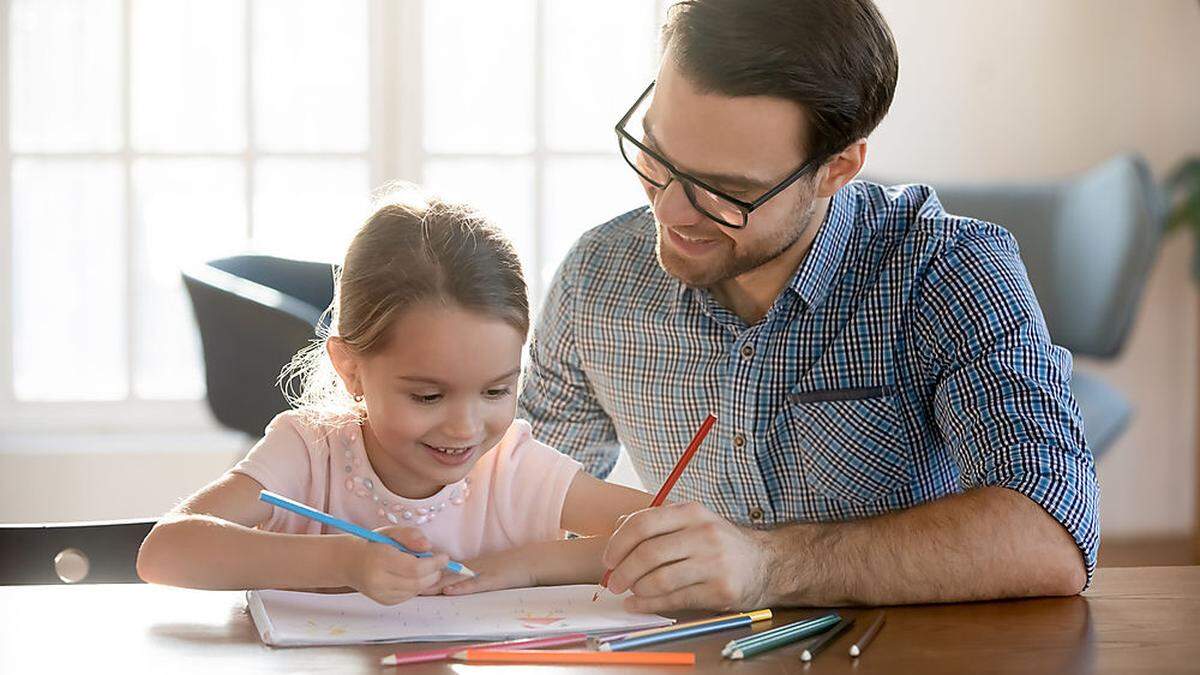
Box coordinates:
[232,411,582,561]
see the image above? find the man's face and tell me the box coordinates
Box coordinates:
[639,54,821,288]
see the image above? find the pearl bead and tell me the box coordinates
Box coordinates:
[344,478,354,491]
[451,497,464,505]
[417,507,428,515]
[403,511,413,520]
[416,516,428,525]
[363,478,374,490]
[386,512,398,524]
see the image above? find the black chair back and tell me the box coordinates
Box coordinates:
[0,519,156,584]
[182,255,335,437]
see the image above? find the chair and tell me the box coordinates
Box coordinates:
[0,519,156,584]
[923,154,1165,456]
[182,255,336,438]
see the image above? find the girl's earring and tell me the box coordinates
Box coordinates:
[353,393,364,403]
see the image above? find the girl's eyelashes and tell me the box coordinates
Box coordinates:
[408,387,512,404]
[485,387,513,400]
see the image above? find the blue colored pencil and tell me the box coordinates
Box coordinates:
[258,490,475,577]
[602,613,763,651]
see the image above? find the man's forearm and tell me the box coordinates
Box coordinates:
[756,487,1086,606]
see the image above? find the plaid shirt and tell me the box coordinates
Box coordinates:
[518,180,1099,583]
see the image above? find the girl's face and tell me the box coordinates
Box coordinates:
[334,302,525,499]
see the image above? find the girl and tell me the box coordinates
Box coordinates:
[136,185,652,605]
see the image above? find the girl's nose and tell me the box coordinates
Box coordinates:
[442,401,483,442]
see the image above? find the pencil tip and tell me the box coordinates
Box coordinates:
[800,651,813,662]
[591,591,600,602]
[449,651,468,660]
[458,566,477,578]
[380,655,397,666]
[849,645,860,657]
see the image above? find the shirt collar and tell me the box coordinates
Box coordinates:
[787,185,857,311]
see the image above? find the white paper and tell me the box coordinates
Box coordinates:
[246,585,674,647]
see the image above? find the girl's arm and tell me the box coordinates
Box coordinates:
[136,471,358,590]
[136,472,443,604]
[441,470,652,594]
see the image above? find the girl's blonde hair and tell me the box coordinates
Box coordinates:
[280,182,529,424]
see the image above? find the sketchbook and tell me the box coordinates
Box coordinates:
[246,584,674,646]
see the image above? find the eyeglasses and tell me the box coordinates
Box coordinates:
[615,81,824,229]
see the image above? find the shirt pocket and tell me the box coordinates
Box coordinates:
[783,386,912,505]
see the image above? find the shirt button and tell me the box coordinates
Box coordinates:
[733,433,746,448]
[749,506,764,521]
[740,344,755,359]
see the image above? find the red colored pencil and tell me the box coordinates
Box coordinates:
[379,632,587,666]
[595,413,718,599]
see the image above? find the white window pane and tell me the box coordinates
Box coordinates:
[12,160,126,400]
[542,156,647,290]
[131,0,245,152]
[253,0,368,152]
[423,0,535,154]
[253,158,369,261]
[10,0,122,152]
[132,159,247,399]
[544,0,657,152]
[423,158,536,291]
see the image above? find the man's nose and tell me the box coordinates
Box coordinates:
[651,177,703,228]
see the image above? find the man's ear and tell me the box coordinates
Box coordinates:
[326,337,362,398]
[815,138,868,199]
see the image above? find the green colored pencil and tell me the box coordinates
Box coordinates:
[724,613,842,660]
[800,617,856,662]
[721,613,840,656]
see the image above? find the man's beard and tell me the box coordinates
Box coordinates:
[654,190,820,288]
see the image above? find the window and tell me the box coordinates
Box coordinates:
[0,0,662,433]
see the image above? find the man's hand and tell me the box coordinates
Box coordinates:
[602,502,773,613]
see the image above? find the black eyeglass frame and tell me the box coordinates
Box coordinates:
[615,80,826,229]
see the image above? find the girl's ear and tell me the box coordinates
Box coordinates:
[326,337,363,398]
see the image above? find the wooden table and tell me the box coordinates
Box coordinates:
[2,566,1196,674]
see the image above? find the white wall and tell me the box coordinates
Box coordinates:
[870,0,1200,536]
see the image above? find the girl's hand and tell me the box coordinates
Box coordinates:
[343,526,447,605]
[432,549,537,596]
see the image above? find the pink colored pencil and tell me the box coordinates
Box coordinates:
[380,632,588,666]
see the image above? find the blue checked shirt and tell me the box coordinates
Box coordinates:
[518,180,1099,583]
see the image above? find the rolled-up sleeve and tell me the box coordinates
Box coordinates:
[913,222,1099,587]
[518,238,622,478]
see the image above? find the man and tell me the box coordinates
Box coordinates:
[519,0,1096,612]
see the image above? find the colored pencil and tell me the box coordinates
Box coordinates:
[451,649,696,665]
[258,490,474,577]
[594,413,717,600]
[380,633,587,666]
[848,611,886,657]
[800,617,855,662]
[723,613,841,659]
[721,613,840,656]
[604,607,772,648]
[596,608,772,646]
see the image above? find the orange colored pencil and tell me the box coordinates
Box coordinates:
[595,413,717,599]
[451,649,696,665]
